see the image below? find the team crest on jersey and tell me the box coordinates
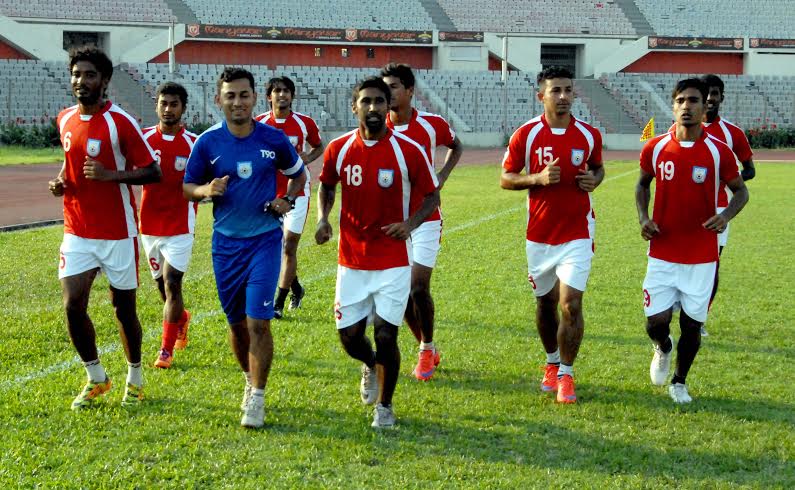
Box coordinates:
[571,149,585,166]
[378,169,394,188]
[174,156,187,171]
[86,139,101,157]
[692,166,708,184]
[237,161,253,179]
[288,136,298,147]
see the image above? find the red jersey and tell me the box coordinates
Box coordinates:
[320,129,438,270]
[139,126,198,236]
[502,114,603,245]
[640,131,740,264]
[57,101,156,240]
[704,116,752,207]
[386,108,454,222]
[255,111,321,197]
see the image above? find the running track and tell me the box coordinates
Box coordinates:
[1,148,793,229]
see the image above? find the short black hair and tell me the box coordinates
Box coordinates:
[216,67,255,93]
[156,81,188,106]
[68,45,113,80]
[699,74,725,96]
[380,63,415,90]
[671,78,708,103]
[351,76,392,105]
[536,66,574,90]
[266,76,296,98]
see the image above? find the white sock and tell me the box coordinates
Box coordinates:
[557,363,573,378]
[83,359,106,383]
[546,349,560,365]
[420,341,435,351]
[244,371,252,386]
[126,362,143,387]
[251,388,264,397]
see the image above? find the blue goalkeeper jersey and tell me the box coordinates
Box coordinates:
[185,119,303,238]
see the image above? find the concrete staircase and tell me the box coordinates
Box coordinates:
[163,0,199,25]
[576,78,642,134]
[420,0,457,32]
[614,0,655,37]
[109,66,157,127]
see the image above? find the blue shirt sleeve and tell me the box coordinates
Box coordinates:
[184,134,210,184]
[274,132,304,178]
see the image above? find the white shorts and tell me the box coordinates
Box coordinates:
[525,239,593,297]
[283,169,311,235]
[58,233,139,290]
[642,257,716,322]
[410,219,442,268]
[334,265,411,329]
[717,206,729,247]
[140,233,194,279]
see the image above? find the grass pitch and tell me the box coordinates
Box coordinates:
[0,161,793,488]
[0,145,63,166]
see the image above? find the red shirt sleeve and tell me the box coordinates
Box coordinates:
[588,127,603,168]
[719,145,741,184]
[305,117,322,148]
[731,126,753,162]
[502,127,527,173]
[432,116,455,148]
[117,115,156,169]
[319,142,340,186]
[406,143,437,197]
[640,139,655,175]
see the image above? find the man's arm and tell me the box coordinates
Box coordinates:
[183,176,229,202]
[83,158,162,185]
[48,162,67,196]
[315,182,336,244]
[381,190,441,240]
[500,158,560,190]
[703,176,749,232]
[635,170,660,240]
[436,136,463,189]
[300,142,324,166]
[271,169,308,215]
[740,158,755,181]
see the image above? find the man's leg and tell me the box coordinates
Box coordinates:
[62,269,100,363]
[338,318,376,366]
[646,308,674,386]
[407,264,442,380]
[154,262,186,368]
[109,286,145,405]
[554,283,584,403]
[246,317,274,390]
[535,283,561,392]
[274,230,302,318]
[672,312,702,385]
[373,316,400,406]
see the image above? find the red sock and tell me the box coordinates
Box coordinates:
[178,309,189,325]
[162,320,180,352]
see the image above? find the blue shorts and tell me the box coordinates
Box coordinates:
[212,228,283,323]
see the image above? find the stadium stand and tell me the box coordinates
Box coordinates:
[437,0,636,35]
[600,72,795,130]
[122,63,607,134]
[0,0,176,23]
[183,0,435,30]
[633,0,795,38]
[0,59,73,124]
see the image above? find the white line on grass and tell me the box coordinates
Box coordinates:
[3,168,637,389]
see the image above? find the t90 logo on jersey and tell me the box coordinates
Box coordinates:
[260,149,276,159]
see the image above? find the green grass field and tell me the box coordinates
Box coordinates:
[1,161,793,488]
[0,145,63,166]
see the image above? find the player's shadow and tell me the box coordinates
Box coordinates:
[380,414,787,486]
[587,382,794,425]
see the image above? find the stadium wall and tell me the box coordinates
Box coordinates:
[746,52,795,76]
[484,33,630,77]
[149,41,433,69]
[623,52,743,74]
[0,38,30,59]
[0,18,167,62]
